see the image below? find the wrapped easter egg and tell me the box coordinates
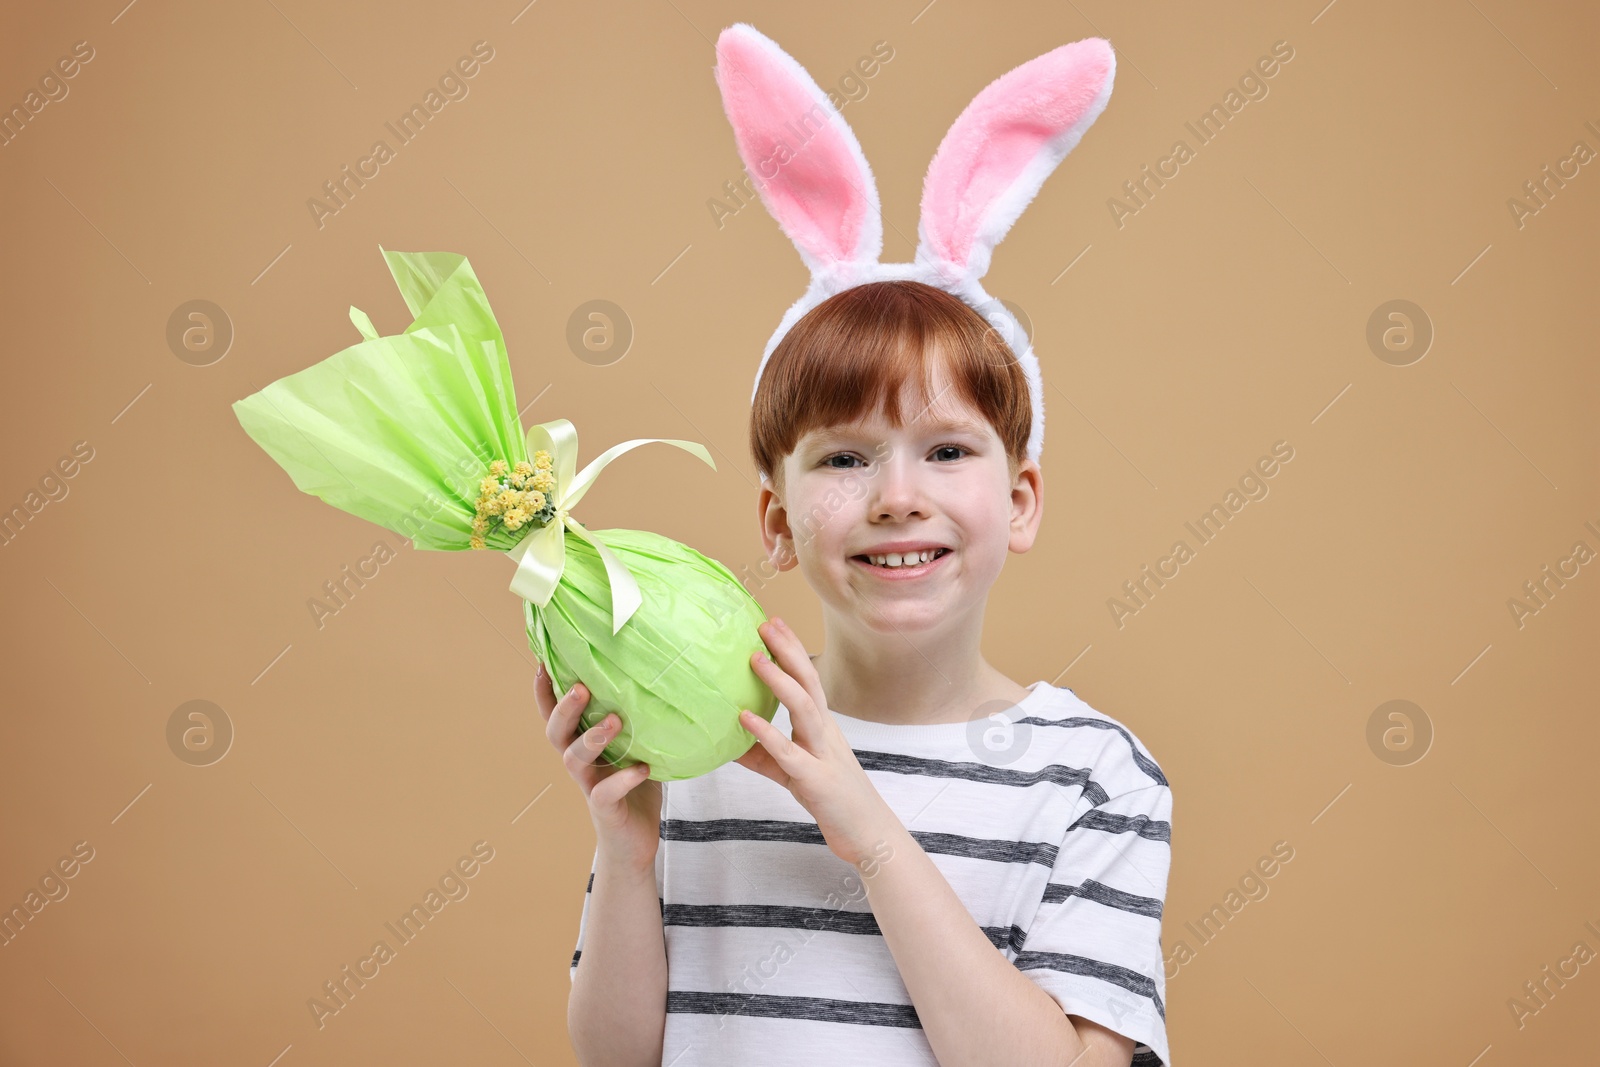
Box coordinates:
[232,248,776,780]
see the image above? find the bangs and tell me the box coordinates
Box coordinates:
[750,281,1031,486]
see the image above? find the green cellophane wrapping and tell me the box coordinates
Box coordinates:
[232,250,528,550]
[232,249,775,780]
[525,528,774,781]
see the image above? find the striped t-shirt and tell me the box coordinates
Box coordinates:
[569,679,1173,1066]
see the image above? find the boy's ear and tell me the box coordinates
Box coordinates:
[1008,458,1044,554]
[757,473,800,571]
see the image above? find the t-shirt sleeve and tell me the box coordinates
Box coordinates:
[568,848,599,984]
[569,794,668,984]
[1015,781,1173,1066]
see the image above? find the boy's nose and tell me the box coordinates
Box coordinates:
[867,457,933,521]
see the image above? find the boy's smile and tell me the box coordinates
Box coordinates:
[850,544,954,578]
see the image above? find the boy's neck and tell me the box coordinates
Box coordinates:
[808,607,1033,726]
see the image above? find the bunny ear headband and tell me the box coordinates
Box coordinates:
[713,24,1116,478]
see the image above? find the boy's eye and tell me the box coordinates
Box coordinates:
[821,445,970,468]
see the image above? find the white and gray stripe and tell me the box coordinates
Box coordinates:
[569,680,1173,1065]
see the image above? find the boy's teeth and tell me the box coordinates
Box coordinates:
[866,549,944,567]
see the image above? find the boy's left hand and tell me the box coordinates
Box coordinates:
[736,617,900,867]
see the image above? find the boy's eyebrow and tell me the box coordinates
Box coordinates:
[807,416,990,443]
[923,416,991,436]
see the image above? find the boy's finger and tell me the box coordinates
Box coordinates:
[735,743,783,785]
[772,617,825,690]
[750,649,814,734]
[562,709,620,773]
[589,762,652,808]
[534,661,556,720]
[545,682,591,750]
[766,618,828,721]
[740,709,802,776]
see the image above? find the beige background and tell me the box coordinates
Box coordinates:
[2,0,1596,1063]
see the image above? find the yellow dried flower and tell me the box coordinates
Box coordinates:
[468,456,557,547]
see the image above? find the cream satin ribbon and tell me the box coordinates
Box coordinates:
[502,418,715,635]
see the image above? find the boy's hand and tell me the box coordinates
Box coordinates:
[537,661,661,877]
[736,617,900,867]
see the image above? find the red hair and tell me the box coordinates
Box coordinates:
[749,281,1031,491]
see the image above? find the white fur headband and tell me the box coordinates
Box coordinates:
[713,24,1116,479]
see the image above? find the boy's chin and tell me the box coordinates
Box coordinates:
[838,591,962,633]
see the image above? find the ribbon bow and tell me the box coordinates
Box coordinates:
[502,418,715,635]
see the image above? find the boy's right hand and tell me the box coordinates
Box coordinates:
[537,661,661,876]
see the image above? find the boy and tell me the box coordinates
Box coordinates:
[551,279,1172,1066]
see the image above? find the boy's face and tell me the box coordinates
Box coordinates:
[757,362,1043,640]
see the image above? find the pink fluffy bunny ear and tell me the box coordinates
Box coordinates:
[713,23,883,276]
[916,38,1115,282]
